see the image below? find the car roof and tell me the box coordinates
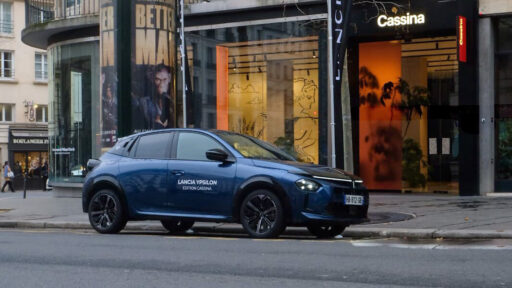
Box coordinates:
[126,128,244,139]
[114,128,244,158]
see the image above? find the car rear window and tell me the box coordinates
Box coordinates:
[134,133,172,159]
[109,137,134,156]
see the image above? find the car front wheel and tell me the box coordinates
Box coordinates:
[88,189,127,234]
[161,220,195,234]
[307,224,346,238]
[240,189,285,238]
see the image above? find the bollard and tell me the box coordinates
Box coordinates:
[23,172,27,199]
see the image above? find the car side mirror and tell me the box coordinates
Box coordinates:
[206,149,229,162]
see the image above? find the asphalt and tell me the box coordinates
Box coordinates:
[1,190,512,239]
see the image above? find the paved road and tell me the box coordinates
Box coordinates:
[0,229,510,288]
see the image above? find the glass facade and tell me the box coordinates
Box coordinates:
[184,20,329,164]
[48,40,100,183]
[495,17,512,190]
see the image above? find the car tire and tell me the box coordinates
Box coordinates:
[240,189,286,238]
[306,224,346,238]
[88,189,127,234]
[161,219,195,234]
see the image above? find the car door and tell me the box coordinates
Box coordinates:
[118,132,173,214]
[168,131,236,217]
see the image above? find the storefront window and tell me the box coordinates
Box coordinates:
[358,37,459,193]
[48,40,100,183]
[185,20,328,164]
[13,152,49,176]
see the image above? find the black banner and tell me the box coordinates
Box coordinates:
[331,0,352,97]
[331,0,352,168]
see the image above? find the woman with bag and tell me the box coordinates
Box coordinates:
[2,161,15,193]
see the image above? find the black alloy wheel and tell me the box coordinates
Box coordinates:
[160,219,195,234]
[307,224,346,238]
[88,189,127,234]
[240,189,285,238]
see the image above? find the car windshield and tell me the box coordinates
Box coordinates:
[213,131,296,161]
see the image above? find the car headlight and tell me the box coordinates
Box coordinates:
[295,179,320,192]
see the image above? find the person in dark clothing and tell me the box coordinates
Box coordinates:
[1,161,15,193]
[41,161,49,191]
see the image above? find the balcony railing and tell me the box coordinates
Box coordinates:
[26,0,99,27]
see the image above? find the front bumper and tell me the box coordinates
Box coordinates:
[297,179,369,225]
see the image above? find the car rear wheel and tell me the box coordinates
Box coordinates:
[88,189,127,234]
[161,219,195,234]
[240,189,285,238]
[307,224,346,238]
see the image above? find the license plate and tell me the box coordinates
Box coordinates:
[344,195,364,206]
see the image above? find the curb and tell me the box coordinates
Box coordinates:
[1,220,512,239]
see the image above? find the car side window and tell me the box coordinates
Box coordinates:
[176,132,225,161]
[134,133,172,159]
[109,137,132,156]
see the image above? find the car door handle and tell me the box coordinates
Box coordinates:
[171,170,185,176]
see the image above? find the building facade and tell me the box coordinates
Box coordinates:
[22,0,504,196]
[1,0,48,190]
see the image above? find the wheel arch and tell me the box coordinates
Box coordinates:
[83,176,128,215]
[232,176,292,223]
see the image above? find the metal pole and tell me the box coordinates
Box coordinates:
[180,0,187,128]
[23,172,27,199]
[327,0,336,168]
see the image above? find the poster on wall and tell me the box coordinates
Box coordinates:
[131,0,177,133]
[100,0,118,149]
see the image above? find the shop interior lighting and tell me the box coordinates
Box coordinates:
[312,51,317,58]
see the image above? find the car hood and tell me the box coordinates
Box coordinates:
[251,159,361,181]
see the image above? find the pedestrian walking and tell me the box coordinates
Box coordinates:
[2,161,15,193]
[41,161,48,191]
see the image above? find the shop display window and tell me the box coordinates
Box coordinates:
[48,41,100,183]
[185,20,328,164]
[13,152,49,176]
[358,37,459,193]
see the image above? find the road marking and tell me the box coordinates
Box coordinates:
[164,235,238,240]
[349,239,512,250]
[252,239,287,242]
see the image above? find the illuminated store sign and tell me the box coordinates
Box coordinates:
[377,13,425,27]
[458,16,467,63]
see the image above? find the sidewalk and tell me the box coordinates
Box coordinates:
[1,190,512,239]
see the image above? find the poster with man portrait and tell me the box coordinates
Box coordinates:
[100,0,118,150]
[131,0,177,133]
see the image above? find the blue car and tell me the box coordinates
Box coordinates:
[83,129,369,238]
